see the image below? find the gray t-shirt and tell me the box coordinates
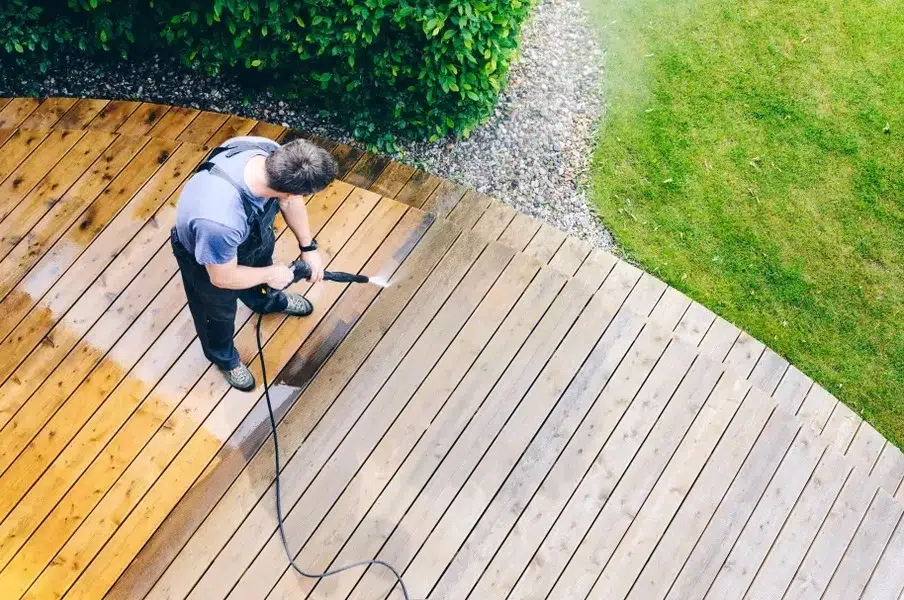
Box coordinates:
[175,135,280,265]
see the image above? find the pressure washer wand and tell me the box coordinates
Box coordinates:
[288,259,371,284]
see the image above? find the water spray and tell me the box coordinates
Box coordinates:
[255,258,413,600]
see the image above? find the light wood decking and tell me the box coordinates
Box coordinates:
[0,97,902,600]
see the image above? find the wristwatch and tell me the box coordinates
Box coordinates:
[300,239,318,253]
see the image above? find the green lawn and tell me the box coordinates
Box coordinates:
[587,0,904,446]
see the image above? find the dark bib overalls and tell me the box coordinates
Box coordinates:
[170,141,288,371]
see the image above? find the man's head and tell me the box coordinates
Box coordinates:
[264,139,337,198]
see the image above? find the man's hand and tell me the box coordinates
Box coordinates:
[266,264,296,290]
[303,249,324,283]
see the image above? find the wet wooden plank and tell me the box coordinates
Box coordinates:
[0,129,86,221]
[116,103,170,137]
[147,106,200,139]
[87,100,141,132]
[347,261,641,600]
[0,97,41,128]
[343,151,391,190]
[394,168,442,209]
[821,490,903,600]
[547,235,592,277]
[649,411,805,600]
[55,98,110,129]
[331,143,366,180]
[446,189,492,230]
[204,114,257,147]
[247,119,285,139]
[421,178,469,218]
[744,455,853,600]
[5,185,373,600]
[19,97,78,129]
[0,130,116,262]
[703,432,831,600]
[107,206,433,600]
[369,159,415,198]
[223,241,526,600]
[176,111,228,143]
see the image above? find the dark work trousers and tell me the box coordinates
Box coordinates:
[170,216,288,370]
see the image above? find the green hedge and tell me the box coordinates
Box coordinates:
[2,0,533,149]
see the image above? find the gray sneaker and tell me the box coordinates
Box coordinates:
[283,292,314,316]
[222,362,255,391]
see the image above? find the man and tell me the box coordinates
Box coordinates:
[171,135,338,391]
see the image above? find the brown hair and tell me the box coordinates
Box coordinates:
[264,139,337,195]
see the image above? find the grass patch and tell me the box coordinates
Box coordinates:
[587,0,904,445]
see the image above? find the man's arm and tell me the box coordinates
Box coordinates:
[206,257,294,290]
[279,195,324,282]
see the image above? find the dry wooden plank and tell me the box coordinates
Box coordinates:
[573,248,618,291]
[821,490,904,600]
[547,235,592,277]
[431,321,675,600]
[703,430,830,600]
[394,168,442,209]
[106,207,434,600]
[0,128,16,148]
[87,100,141,131]
[743,454,853,600]
[748,348,789,395]
[369,159,415,198]
[674,300,716,346]
[698,315,740,361]
[147,106,200,139]
[847,422,886,475]
[796,383,837,434]
[19,97,77,129]
[179,225,496,600]
[225,243,532,600]
[6,186,373,600]
[176,111,228,143]
[471,334,703,600]
[0,98,11,111]
[0,129,49,186]
[773,364,813,414]
[0,98,41,128]
[860,516,904,600]
[204,114,257,147]
[0,138,179,397]
[645,409,805,600]
[0,187,340,587]
[871,443,904,497]
[588,382,779,600]
[821,401,861,453]
[498,212,542,251]
[782,469,878,600]
[343,151,391,190]
[55,99,110,129]
[471,200,516,240]
[624,270,666,317]
[510,353,725,600]
[0,140,201,352]
[60,195,407,600]
[0,129,86,221]
[446,190,492,230]
[0,130,116,261]
[247,119,285,139]
[421,179,470,218]
[346,261,642,600]
[331,143,366,179]
[524,223,567,265]
[649,285,693,332]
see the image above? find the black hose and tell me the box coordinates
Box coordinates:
[255,312,413,600]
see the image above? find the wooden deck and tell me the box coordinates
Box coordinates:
[0,97,902,600]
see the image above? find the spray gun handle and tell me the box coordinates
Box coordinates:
[289,259,313,284]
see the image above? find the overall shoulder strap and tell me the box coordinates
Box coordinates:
[194,140,278,218]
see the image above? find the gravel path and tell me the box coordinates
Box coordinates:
[0,0,612,249]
